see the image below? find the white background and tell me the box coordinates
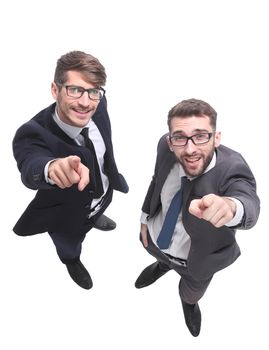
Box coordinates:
[1,0,268,349]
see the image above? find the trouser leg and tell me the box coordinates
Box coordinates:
[48,188,113,264]
[143,230,213,304]
[177,270,213,304]
[48,230,87,264]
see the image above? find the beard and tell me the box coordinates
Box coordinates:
[177,148,215,177]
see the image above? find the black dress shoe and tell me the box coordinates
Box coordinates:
[93,215,116,231]
[181,299,201,337]
[135,261,170,288]
[65,260,93,290]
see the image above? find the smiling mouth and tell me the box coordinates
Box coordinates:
[185,156,201,164]
[73,108,91,114]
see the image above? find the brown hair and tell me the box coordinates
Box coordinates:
[54,50,106,88]
[167,98,217,131]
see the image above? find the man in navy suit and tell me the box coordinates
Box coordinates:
[13,51,129,289]
[135,98,260,336]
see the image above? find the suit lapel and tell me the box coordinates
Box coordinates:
[92,98,112,153]
[150,145,177,216]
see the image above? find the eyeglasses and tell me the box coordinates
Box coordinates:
[64,85,105,101]
[169,132,213,147]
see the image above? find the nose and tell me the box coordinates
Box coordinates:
[78,91,94,107]
[184,138,197,153]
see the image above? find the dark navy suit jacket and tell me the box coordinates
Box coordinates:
[142,135,260,280]
[13,98,128,236]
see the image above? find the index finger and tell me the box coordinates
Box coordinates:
[77,165,90,191]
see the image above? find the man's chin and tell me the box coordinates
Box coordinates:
[71,115,92,127]
[182,164,203,177]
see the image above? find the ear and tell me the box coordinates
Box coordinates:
[214,131,221,148]
[51,82,58,100]
[166,135,174,152]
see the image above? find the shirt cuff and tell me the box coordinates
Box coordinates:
[44,160,56,185]
[140,212,149,224]
[225,198,244,227]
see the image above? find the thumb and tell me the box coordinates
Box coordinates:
[140,224,148,248]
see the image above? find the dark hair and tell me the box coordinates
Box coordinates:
[167,98,217,131]
[54,50,106,87]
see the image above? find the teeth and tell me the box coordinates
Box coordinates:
[75,110,88,113]
[186,158,199,162]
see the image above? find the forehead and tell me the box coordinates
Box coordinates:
[170,115,212,134]
[66,70,94,87]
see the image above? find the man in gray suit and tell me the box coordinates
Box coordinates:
[135,98,260,336]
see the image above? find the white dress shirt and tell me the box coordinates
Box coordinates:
[141,152,244,259]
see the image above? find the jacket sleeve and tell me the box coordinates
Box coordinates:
[218,152,260,230]
[141,134,168,214]
[12,121,56,190]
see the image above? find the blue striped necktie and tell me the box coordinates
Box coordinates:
[157,176,187,249]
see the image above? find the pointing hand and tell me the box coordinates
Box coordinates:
[48,155,90,191]
[189,194,236,228]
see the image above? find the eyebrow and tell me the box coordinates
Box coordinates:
[172,128,210,136]
[68,85,99,90]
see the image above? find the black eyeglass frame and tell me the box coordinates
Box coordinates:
[63,85,106,101]
[169,132,214,147]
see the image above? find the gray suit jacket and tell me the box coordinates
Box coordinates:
[142,135,260,280]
